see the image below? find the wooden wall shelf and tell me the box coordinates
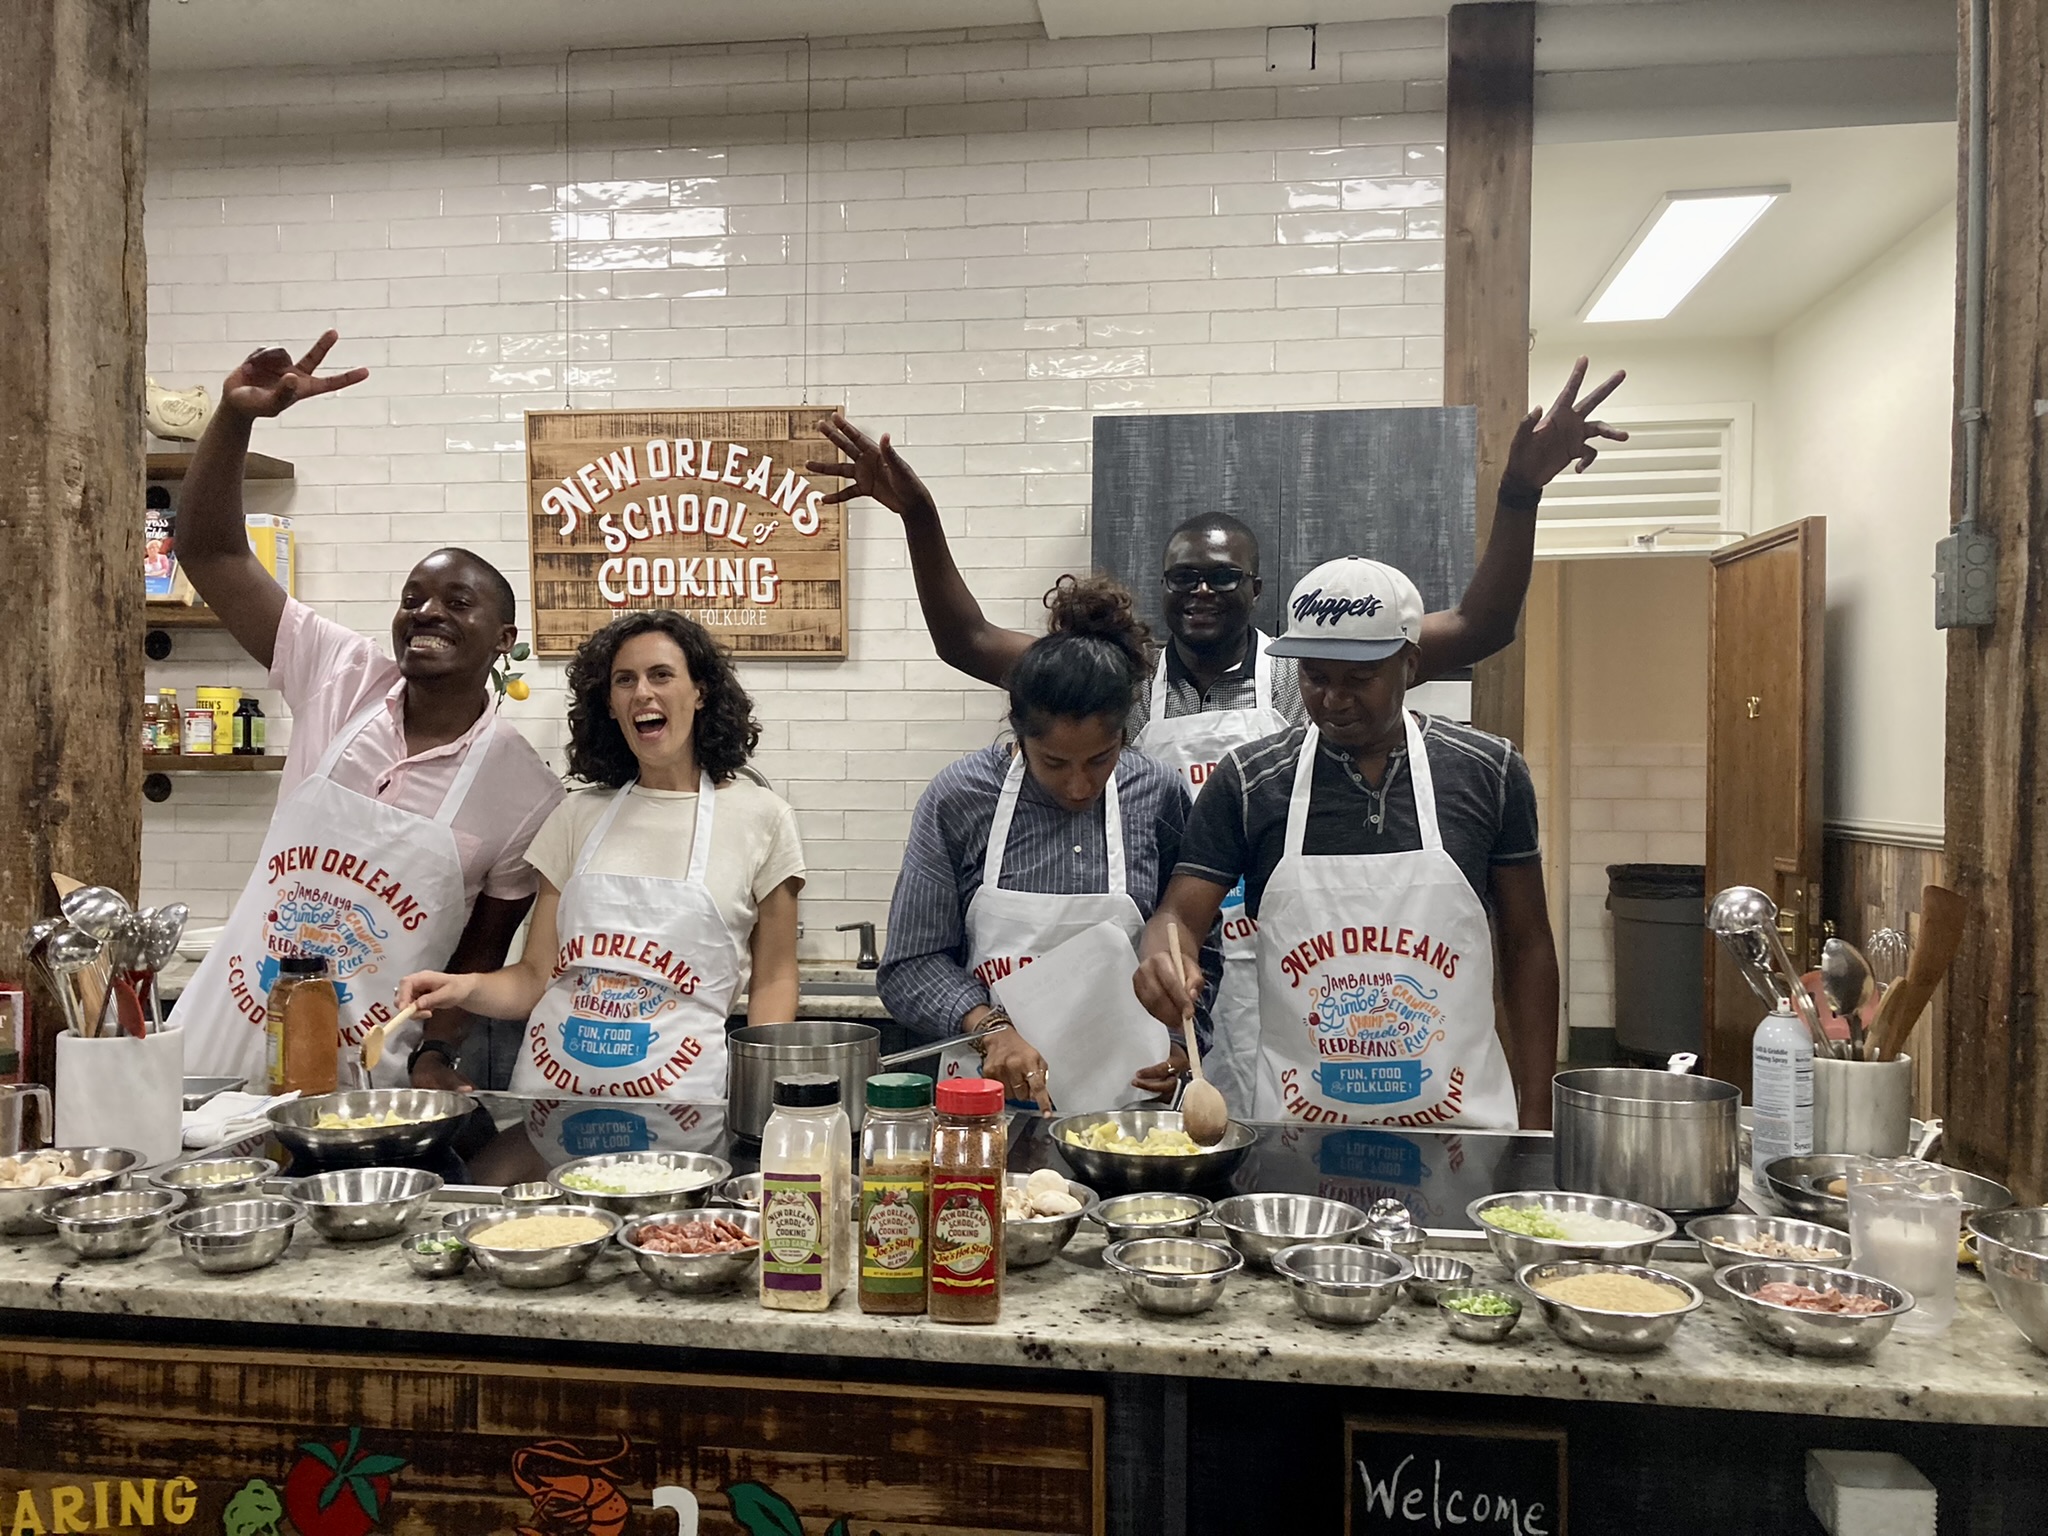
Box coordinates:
[144,601,222,630]
[149,755,284,772]
[146,450,293,481]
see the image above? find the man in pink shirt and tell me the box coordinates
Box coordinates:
[167,333,564,1090]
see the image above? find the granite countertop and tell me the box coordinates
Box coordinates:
[3,1221,2043,1427]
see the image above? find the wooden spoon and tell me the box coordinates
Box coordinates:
[360,1003,419,1074]
[1165,921,1229,1146]
[1869,885,1968,1062]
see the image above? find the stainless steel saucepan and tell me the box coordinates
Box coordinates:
[725,1020,1007,1143]
[1552,1066,1741,1217]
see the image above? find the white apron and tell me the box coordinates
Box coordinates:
[173,698,494,1090]
[508,780,742,1103]
[1133,631,1289,1115]
[522,1097,727,1168]
[1254,713,1518,1129]
[935,753,1151,1096]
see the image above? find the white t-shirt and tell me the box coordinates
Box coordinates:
[524,780,806,998]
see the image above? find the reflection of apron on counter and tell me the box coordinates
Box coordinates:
[173,698,493,1089]
[1255,713,1517,1129]
[509,780,742,1103]
[523,1097,726,1167]
[1133,632,1288,1115]
[934,752,1150,1095]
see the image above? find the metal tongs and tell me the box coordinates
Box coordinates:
[1705,885,1840,1059]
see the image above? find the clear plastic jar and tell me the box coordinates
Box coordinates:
[264,955,338,1096]
[928,1077,1005,1325]
[859,1073,934,1315]
[760,1073,851,1312]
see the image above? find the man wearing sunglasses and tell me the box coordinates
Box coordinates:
[811,358,1625,1109]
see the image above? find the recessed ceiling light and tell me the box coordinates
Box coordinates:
[1583,187,1787,324]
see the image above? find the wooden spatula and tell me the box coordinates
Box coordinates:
[1869,885,1967,1062]
[1165,921,1229,1146]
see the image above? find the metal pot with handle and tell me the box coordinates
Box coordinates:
[1552,1066,1741,1217]
[725,1020,1009,1143]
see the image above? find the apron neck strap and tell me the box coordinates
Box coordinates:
[1285,712,1438,855]
[1147,645,1171,724]
[984,749,1127,895]
[1251,629,1274,712]
[310,699,391,783]
[573,774,719,883]
[308,689,498,831]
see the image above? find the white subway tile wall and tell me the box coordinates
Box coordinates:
[1565,741,1708,1038]
[141,23,1450,958]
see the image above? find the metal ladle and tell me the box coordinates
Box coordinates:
[1820,937,1876,1058]
[1705,885,1837,1058]
[58,885,130,942]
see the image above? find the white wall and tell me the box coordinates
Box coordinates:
[1770,203,1954,839]
[139,22,1452,956]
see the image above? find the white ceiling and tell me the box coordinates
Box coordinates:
[1531,120,1957,345]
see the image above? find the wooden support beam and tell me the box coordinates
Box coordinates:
[1445,1,1535,746]
[1943,0,2048,1201]
[0,1,148,1086]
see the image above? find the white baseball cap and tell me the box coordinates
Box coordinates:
[1266,557,1425,663]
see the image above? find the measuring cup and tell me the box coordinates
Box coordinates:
[1848,1158,1962,1337]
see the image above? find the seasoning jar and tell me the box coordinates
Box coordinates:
[928,1076,1005,1325]
[156,688,180,754]
[232,697,267,755]
[760,1073,851,1312]
[264,955,339,1097]
[859,1072,933,1316]
[180,705,214,757]
[141,694,160,755]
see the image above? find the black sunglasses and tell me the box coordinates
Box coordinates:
[1163,565,1249,594]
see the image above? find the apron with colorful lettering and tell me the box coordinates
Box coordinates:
[1254,714,1518,1129]
[1133,631,1288,1116]
[173,699,493,1090]
[509,781,743,1103]
[522,1097,727,1167]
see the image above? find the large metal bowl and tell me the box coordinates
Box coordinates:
[1518,1260,1703,1353]
[280,1167,444,1242]
[1685,1214,1853,1276]
[1968,1207,2048,1355]
[1050,1110,1256,1196]
[0,1147,145,1236]
[149,1157,280,1210]
[49,1189,185,1260]
[1102,1236,1242,1316]
[460,1203,621,1290]
[547,1150,731,1219]
[1211,1193,1371,1272]
[1272,1242,1412,1325]
[1004,1174,1095,1269]
[620,1209,762,1294]
[1715,1261,1912,1358]
[171,1197,302,1274]
[265,1089,476,1169]
[1468,1190,1675,1275]
[1764,1154,2014,1231]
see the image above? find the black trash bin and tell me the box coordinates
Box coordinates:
[1605,863,1707,1060]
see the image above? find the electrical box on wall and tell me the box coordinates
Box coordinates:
[1933,527,1995,628]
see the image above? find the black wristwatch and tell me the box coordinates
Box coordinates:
[406,1039,459,1076]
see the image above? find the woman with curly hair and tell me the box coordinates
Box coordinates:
[399,611,803,1102]
[878,575,1219,1110]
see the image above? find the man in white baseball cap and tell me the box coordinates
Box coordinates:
[1133,556,1559,1130]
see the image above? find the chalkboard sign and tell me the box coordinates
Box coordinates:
[1346,1418,1566,1535]
[1090,407,1477,638]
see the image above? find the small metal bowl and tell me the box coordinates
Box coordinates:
[1404,1253,1476,1305]
[460,1203,621,1290]
[1102,1236,1242,1316]
[49,1189,185,1260]
[1685,1214,1853,1277]
[279,1167,445,1242]
[713,1172,761,1210]
[1716,1261,1913,1358]
[620,1209,762,1294]
[0,1147,144,1236]
[1518,1260,1704,1353]
[1086,1191,1211,1245]
[1437,1286,1524,1343]
[1212,1193,1371,1272]
[1468,1191,1676,1275]
[502,1182,567,1210]
[1004,1174,1095,1269]
[171,1198,302,1274]
[547,1150,732,1219]
[399,1229,472,1278]
[148,1157,280,1211]
[1272,1242,1412,1326]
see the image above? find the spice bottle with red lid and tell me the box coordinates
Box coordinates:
[927,1076,1005,1324]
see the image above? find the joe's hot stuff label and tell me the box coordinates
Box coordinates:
[860,1176,928,1295]
[928,1174,1000,1296]
[760,1171,824,1293]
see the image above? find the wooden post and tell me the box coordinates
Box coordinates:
[1444,1,1535,746]
[1942,0,2048,1201]
[0,1,148,1087]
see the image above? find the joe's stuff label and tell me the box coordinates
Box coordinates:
[928,1174,999,1294]
[861,1177,928,1293]
[761,1170,824,1292]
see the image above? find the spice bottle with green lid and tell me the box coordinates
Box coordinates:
[859,1072,933,1316]
[928,1076,1006,1325]
[759,1073,851,1312]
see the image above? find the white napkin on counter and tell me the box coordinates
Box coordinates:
[181,1089,298,1149]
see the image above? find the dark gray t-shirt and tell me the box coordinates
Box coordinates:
[1174,716,1541,920]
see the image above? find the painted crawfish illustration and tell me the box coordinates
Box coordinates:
[512,1436,633,1536]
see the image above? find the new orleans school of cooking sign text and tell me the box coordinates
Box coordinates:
[524,407,847,658]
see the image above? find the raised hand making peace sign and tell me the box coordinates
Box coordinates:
[221,329,369,420]
[1503,355,1629,493]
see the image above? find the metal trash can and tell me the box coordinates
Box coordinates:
[1605,863,1707,1059]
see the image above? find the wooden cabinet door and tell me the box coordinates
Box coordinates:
[1705,519,1825,1093]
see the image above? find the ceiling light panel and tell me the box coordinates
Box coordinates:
[1583,188,1787,324]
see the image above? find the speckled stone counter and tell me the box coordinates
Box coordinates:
[3,1218,2042,1428]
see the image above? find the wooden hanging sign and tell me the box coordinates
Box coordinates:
[524,407,847,658]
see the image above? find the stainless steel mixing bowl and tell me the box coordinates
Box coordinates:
[171,1197,302,1274]
[1211,1193,1371,1271]
[1050,1110,1256,1195]
[1272,1242,1411,1325]
[0,1147,144,1236]
[49,1188,184,1260]
[1003,1174,1095,1269]
[1968,1207,2048,1355]
[1518,1260,1703,1353]
[620,1209,762,1294]
[1102,1236,1241,1316]
[1764,1154,2013,1231]
[1404,1253,1476,1306]
[1086,1191,1210,1244]
[547,1150,731,1218]
[460,1203,621,1290]
[1715,1261,1911,1357]
[149,1157,280,1211]
[1468,1190,1674,1275]
[265,1088,476,1168]
[279,1167,445,1242]
[1685,1214,1852,1277]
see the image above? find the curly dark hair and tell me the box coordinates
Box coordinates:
[1006,574,1152,739]
[565,610,762,788]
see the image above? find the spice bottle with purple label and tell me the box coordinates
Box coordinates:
[759,1073,850,1312]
